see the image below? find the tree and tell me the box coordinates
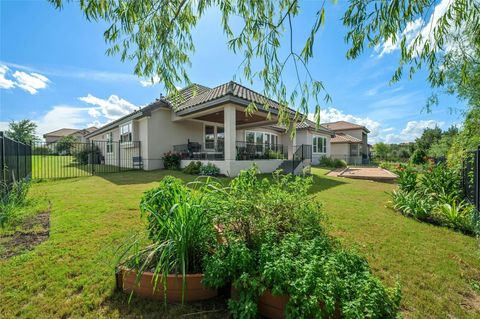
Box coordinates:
[373,142,389,160]
[6,120,37,144]
[415,126,442,152]
[56,135,77,155]
[48,0,480,126]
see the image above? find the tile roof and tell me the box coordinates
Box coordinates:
[167,81,284,113]
[270,119,334,135]
[331,132,362,144]
[322,121,370,133]
[44,127,97,137]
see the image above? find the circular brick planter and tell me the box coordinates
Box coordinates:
[116,267,217,302]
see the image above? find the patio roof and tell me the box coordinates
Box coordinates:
[330,132,362,144]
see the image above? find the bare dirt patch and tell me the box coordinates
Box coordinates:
[0,211,50,259]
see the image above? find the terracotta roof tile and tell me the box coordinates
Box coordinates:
[322,121,369,133]
[331,133,362,144]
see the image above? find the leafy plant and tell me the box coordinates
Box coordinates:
[319,157,346,168]
[162,151,181,170]
[202,167,400,318]
[182,161,201,175]
[199,163,220,176]
[391,189,434,221]
[120,176,215,303]
[410,149,426,165]
[419,163,461,199]
[73,144,102,165]
[333,158,347,168]
[0,179,31,227]
[395,164,417,193]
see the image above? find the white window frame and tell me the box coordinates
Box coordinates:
[245,130,278,154]
[203,123,224,150]
[313,135,327,154]
[104,132,113,153]
[120,122,133,143]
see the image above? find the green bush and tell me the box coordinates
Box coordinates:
[410,149,426,165]
[162,151,181,170]
[32,146,52,155]
[0,179,31,227]
[319,157,347,168]
[183,161,202,174]
[333,158,347,168]
[199,163,220,176]
[395,164,417,193]
[202,167,401,318]
[73,145,102,165]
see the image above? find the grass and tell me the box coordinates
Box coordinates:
[0,168,479,318]
[31,155,130,179]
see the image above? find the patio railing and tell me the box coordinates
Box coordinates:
[173,141,224,160]
[236,141,287,160]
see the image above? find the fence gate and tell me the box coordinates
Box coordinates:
[30,140,141,179]
[463,145,480,213]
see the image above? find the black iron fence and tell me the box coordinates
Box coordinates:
[236,141,287,160]
[174,141,224,160]
[463,146,480,213]
[0,132,32,184]
[31,140,142,179]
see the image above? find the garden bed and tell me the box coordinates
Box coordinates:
[0,211,50,259]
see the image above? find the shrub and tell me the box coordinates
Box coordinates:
[162,151,181,170]
[410,149,426,165]
[183,161,202,174]
[199,163,220,176]
[73,145,102,165]
[391,189,434,220]
[0,179,31,227]
[32,146,51,155]
[395,164,417,193]
[333,158,347,168]
[319,157,346,168]
[202,168,401,318]
[419,163,461,199]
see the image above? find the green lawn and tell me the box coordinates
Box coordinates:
[1,168,479,318]
[31,155,129,179]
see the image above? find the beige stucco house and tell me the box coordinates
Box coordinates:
[43,127,97,144]
[85,81,334,176]
[322,121,370,165]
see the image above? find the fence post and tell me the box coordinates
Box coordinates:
[16,140,20,181]
[476,145,480,212]
[0,132,4,183]
[91,140,94,175]
[118,141,121,172]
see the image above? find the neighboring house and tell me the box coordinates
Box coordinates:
[43,127,98,144]
[322,121,370,165]
[86,81,334,176]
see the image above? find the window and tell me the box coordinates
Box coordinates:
[120,123,132,143]
[245,131,278,154]
[313,136,327,154]
[104,132,113,153]
[350,144,359,156]
[204,125,215,149]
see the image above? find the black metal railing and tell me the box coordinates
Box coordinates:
[463,145,480,213]
[1,132,32,184]
[30,140,142,179]
[236,141,287,160]
[173,141,224,160]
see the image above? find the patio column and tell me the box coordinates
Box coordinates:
[224,104,236,175]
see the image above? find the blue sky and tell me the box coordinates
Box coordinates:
[0,0,466,143]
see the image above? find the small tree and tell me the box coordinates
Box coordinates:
[56,135,76,155]
[373,143,389,161]
[6,120,37,144]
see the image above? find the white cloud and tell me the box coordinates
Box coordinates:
[384,120,444,143]
[0,64,50,94]
[0,121,9,132]
[12,71,50,94]
[377,0,454,57]
[140,75,161,87]
[0,65,15,89]
[78,94,138,120]
[313,107,382,143]
[34,106,93,137]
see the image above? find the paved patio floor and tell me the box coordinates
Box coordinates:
[327,167,397,182]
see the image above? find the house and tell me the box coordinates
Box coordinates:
[43,127,98,144]
[321,121,370,165]
[85,81,335,176]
